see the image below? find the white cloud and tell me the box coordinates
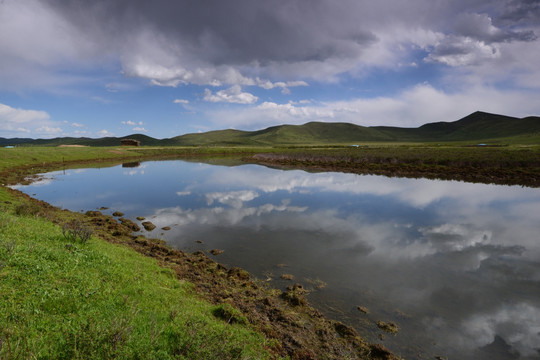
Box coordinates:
[0,0,539,140]
[256,78,309,94]
[105,82,136,93]
[203,85,258,104]
[0,0,102,91]
[452,35,540,90]
[206,83,540,129]
[121,33,256,87]
[0,103,50,124]
[146,199,307,229]
[460,303,540,357]
[205,190,259,209]
[426,36,501,67]
[121,121,143,126]
[97,129,113,137]
[36,126,62,135]
[454,13,536,44]
[0,102,64,138]
[419,224,492,252]
[125,62,190,88]
[0,0,538,97]
[71,122,85,128]
[132,127,147,132]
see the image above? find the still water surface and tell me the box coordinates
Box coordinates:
[14,160,540,359]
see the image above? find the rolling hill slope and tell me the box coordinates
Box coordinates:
[414,112,540,141]
[168,112,539,145]
[2,111,539,147]
[0,134,164,147]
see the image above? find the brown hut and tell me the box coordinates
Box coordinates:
[121,138,141,146]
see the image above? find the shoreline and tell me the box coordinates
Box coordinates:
[2,144,538,358]
[1,150,399,359]
[248,151,540,188]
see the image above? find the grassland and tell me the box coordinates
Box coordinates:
[0,147,275,360]
[3,111,539,148]
[248,143,540,187]
[0,201,272,359]
[0,141,537,359]
[1,146,404,360]
[0,146,271,185]
[0,147,285,359]
[1,111,538,358]
[2,142,538,188]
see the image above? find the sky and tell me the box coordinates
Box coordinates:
[1,0,540,139]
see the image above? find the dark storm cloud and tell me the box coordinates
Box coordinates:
[427,5,537,67]
[498,0,540,24]
[454,12,537,43]
[2,0,539,89]
[43,0,377,67]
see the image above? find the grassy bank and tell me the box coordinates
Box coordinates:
[0,146,272,184]
[0,147,276,359]
[3,142,536,358]
[1,146,401,360]
[2,143,539,187]
[249,144,540,187]
[0,190,275,359]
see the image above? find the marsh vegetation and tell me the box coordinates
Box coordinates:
[1,144,539,359]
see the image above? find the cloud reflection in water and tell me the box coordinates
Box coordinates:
[155,164,540,359]
[14,161,540,359]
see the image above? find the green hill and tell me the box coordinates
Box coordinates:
[169,111,539,145]
[167,129,255,146]
[3,111,539,147]
[0,137,34,146]
[2,134,164,147]
[249,122,390,144]
[167,122,390,146]
[414,112,540,141]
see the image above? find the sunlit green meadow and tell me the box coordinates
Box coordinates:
[0,194,274,359]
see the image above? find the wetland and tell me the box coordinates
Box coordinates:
[13,158,540,360]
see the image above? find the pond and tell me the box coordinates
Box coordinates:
[13,160,540,360]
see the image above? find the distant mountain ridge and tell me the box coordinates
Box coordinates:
[1,111,539,147]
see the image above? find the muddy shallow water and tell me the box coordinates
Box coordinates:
[14,160,540,360]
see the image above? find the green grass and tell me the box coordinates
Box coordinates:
[249,143,540,187]
[0,193,273,359]
[3,111,539,148]
[256,143,540,166]
[0,147,135,171]
[0,146,273,171]
[1,141,537,359]
[165,113,540,146]
[0,146,276,186]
